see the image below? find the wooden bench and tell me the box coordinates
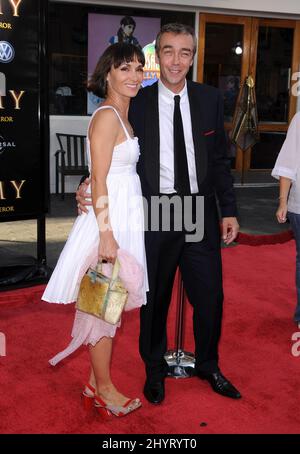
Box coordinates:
[55,133,88,199]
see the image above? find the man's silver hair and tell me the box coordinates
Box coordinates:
[155,23,197,56]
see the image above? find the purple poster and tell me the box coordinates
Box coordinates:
[88,13,161,114]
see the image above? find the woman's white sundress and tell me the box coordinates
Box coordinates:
[42,106,148,365]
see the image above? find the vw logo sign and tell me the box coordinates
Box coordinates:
[0,41,15,63]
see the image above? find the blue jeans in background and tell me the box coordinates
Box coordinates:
[288,211,300,322]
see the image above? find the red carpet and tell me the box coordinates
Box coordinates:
[0,284,46,308]
[1,240,300,434]
[237,229,294,246]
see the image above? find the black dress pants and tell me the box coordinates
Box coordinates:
[139,195,223,382]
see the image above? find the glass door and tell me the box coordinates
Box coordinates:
[197,14,300,177]
[249,19,299,170]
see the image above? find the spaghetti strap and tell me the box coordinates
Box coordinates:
[88,105,131,140]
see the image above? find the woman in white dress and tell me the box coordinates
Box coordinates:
[42,43,148,417]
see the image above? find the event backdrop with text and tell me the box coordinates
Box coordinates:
[87,13,161,114]
[0,0,48,221]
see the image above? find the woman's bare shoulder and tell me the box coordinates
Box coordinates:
[92,107,119,128]
[89,107,120,139]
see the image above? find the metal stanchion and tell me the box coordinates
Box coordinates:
[164,270,195,378]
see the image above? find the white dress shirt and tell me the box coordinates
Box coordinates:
[272,112,300,214]
[158,79,199,194]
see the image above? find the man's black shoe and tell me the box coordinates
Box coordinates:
[197,371,242,399]
[143,379,165,404]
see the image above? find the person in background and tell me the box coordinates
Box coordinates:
[223,75,239,121]
[272,112,300,329]
[43,43,148,417]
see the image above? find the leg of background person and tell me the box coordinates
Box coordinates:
[288,212,300,323]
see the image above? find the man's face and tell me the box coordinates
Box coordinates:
[156,32,194,93]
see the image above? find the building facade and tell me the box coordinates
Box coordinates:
[49,0,300,192]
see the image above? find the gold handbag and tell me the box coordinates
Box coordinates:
[76,259,128,325]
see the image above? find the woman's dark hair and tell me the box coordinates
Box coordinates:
[120,15,136,28]
[87,42,145,98]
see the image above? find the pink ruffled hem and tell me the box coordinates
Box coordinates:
[49,310,119,366]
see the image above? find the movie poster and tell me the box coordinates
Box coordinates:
[87,13,161,114]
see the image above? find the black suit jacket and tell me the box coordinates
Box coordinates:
[129,80,237,218]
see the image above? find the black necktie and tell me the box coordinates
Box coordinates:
[173,95,191,195]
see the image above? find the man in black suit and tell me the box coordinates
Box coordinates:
[77,23,241,404]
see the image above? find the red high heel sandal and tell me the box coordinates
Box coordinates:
[81,383,95,411]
